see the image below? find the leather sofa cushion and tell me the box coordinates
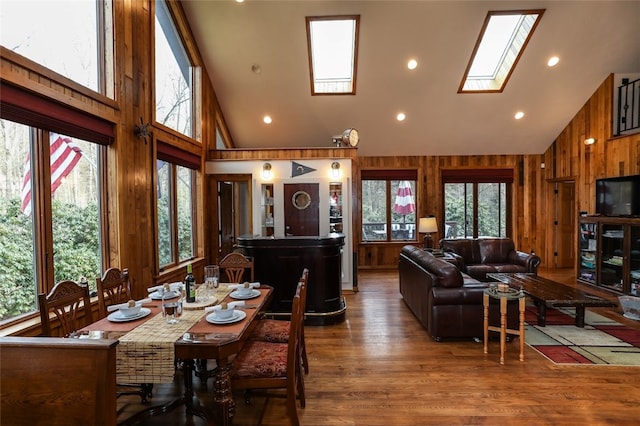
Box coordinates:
[477,238,515,264]
[400,245,464,288]
[440,239,477,264]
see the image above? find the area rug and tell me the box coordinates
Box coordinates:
[524,305,640,366]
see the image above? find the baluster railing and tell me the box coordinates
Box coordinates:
[616,78,640,136]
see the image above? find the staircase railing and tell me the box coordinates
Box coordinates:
[615,77,640,136]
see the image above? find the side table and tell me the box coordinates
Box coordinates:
[483,287,525,364]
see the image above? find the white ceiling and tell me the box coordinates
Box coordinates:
[181,0,640,157]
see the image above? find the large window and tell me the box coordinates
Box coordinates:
[442,169,512,239]
[362,171,417,242]
[0,0,114,96]
[156,150,198,269]
[0,121,104,322]
[155,0,194,137]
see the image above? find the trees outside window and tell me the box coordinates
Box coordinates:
[0,121,103,322]
[362,170,417,242]
[157,161,196,269]
[155,0,194,137]
[442,169,512,239]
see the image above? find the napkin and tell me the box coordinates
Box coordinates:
[147,282,183,293]
[204,301,245,312]
[227,282,261,290]
[107,298,152,312]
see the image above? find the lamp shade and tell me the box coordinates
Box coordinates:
[418,217,438,233]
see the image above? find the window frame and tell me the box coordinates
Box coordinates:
[306,15,360,96]
[361,170,418,243]
[155,142,200,272]
[0,122,108,327]
[458,9,545,93]
[154,0,198,139]
[442,169,513,239]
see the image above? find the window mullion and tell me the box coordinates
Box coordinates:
[170,164,179,265]
[32,130,55,295]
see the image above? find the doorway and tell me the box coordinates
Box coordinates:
[209,174,252,262]
[554,180,576,268]
[284,183,319,236]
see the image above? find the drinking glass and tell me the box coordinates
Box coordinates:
[204,265,220,289]
[162,291,182,324]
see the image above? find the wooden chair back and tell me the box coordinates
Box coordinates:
[219,252,254,283]
[38,280,93,337]
[232,281,305,425]
[96,267,132,319]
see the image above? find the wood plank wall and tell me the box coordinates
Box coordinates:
[355,154,544,269]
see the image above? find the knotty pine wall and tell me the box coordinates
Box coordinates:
[355,154,545,270]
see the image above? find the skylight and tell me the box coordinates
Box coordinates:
[459,10,544,93]
[306,15,359,95]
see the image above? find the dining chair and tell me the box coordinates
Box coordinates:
[96,267,132,319]
[219,252,254,283]
[95,267,153,404]
[38,280,93,337]
[250,268,309,374]
[231,281,305,426]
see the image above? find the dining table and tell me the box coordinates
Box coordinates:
[78,284,273,425]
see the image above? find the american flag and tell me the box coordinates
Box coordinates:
[21,134,83,215]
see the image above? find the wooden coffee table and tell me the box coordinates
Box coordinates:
[487,273,617,328]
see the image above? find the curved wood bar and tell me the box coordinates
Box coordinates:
[237,234,346,325]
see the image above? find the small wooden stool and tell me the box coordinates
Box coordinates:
[483,288,525,364]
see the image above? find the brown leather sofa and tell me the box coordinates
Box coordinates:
[399,245,518,341]
[440,238,540,281]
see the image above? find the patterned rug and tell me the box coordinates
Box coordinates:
[524,305,640,365]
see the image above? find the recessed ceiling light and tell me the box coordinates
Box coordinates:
[514,111,525,120]
[236,0,245,3]
[251,63,262,74]
[407,59,418,70]
[547,56,560,67]
[263,116,272,124]
[396,113,406,121]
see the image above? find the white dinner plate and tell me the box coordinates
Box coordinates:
[150,290,180,300]
[229,289,260,300]
[107,307,151,322]
[206,310,247,325]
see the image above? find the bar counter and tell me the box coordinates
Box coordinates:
[237,234,346,325]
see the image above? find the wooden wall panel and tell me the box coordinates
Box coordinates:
[355,154,546,269]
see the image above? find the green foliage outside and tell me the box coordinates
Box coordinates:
[0,197,100,321]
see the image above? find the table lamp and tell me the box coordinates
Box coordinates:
[418,216,438,250]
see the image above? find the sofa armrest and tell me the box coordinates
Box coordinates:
[444,251,465,270]
[509,251,541,273]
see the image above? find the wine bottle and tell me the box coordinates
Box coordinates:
[185,264,196,303]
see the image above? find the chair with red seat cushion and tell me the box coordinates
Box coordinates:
[251,268,309,374]
[231,281,305,425]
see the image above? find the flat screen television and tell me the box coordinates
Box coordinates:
[595,175,640,216]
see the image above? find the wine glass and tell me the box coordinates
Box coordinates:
[204,265,220,289]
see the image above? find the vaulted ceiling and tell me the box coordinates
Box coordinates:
[182,0,640,157]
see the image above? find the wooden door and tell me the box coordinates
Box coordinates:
[555,180,575,268]
[284,183,319,236]
[219,181,235,257]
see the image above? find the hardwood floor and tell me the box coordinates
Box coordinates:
[119,268,640,425]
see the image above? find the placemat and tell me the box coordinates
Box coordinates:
[116,310,203,383]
